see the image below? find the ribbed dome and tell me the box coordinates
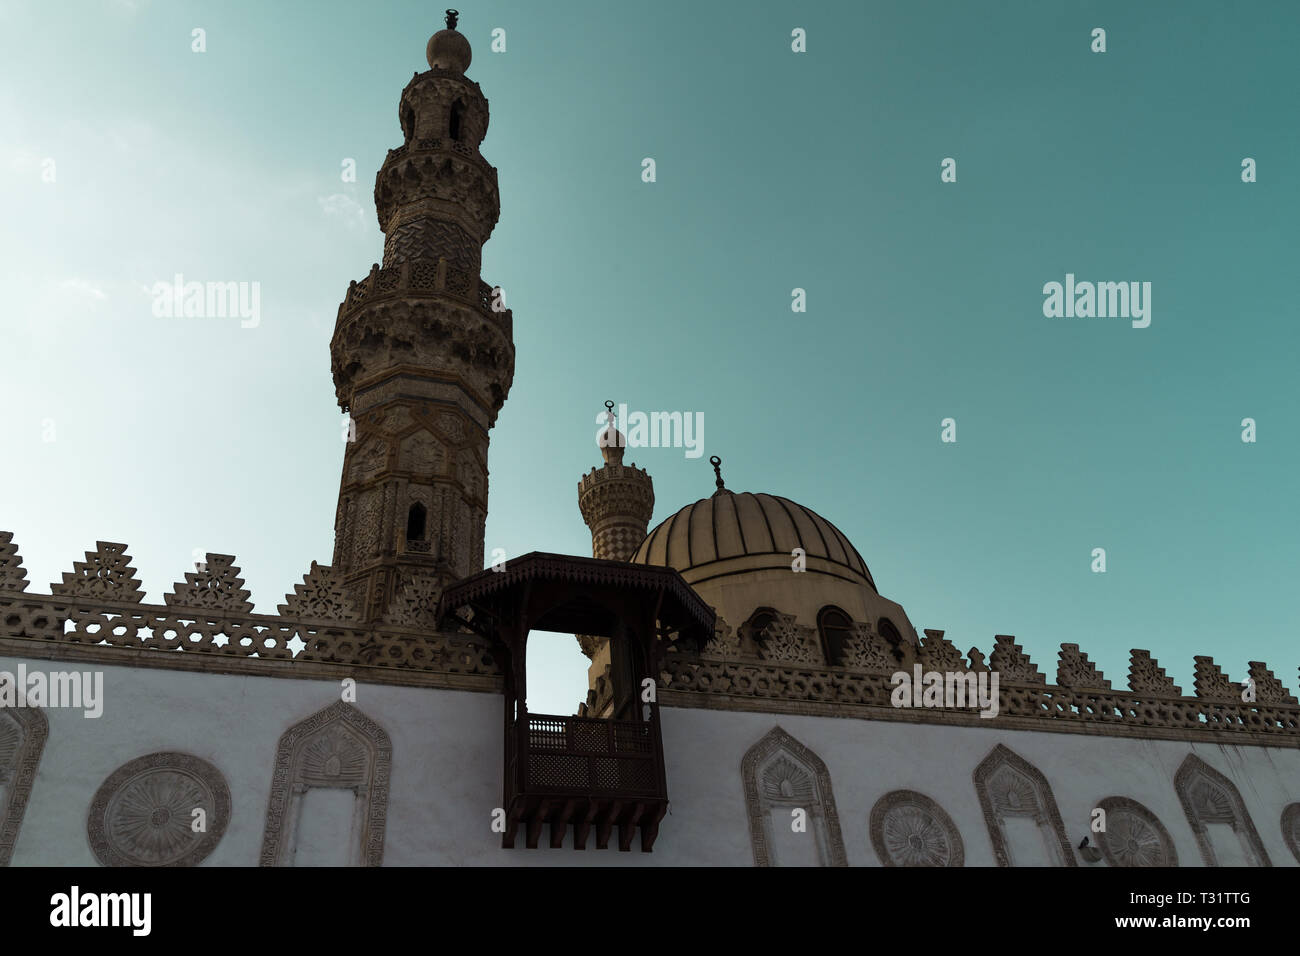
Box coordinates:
[631,492,876,591]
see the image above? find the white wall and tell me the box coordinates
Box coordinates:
[4,654,1297,866]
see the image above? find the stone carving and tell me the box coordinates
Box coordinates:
[384,218,479,272]
[459,457,484,501]
[0,532,28,593]
[436,411,467,443]
[1056,643,1111,690]
[349,438,389,482]
[918,629,965,672]
[1193,656,1238,700]
[973,744,1075,866]
[1247,661,1295,705]
[757,613,822,665]
[163,554,253,614]
[1092,797,1176,867]
[839,622,896,673]
[279,561,361,623]
[656,648,1300,742]
[740,726,847,866]
[387,571,443,629]
[399,431,445,474]
[51,541,145,604]
[260,702,391,867]
[989,635,1044,685]
[87,752,231,867]
[701,615,740,658]
[355,490,383,562]
[869,790,964,867]
[0,707,47,866]
[1281,804,1300,865]
[1127,649,1182,697]
[1173,754,1270,866]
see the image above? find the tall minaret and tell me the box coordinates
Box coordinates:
[330,10,515,623]
[577,403,655,714]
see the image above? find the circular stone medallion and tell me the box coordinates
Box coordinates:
[87,752,231,867]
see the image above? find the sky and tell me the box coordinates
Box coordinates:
[1,0,1297,714]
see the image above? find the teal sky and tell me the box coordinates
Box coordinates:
[2,1,1297,713]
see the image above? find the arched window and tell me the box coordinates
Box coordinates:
[260,702,392,867]
[973,744,1074,866]
[0,708,48,866]
[816,606,853,665]
[449,99,465,141]
[1174,754,1270,866]
[406,502,427,543]
[743,607,777,646]
[878,617,904,658]
[741,726,847,866]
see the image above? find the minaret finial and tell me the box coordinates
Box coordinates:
[445,9,459,30]
[710,455,729,496]
[597,400,626,464]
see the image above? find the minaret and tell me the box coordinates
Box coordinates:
[577,403,655,714]
[578,402,656,565]
[330,10,514,622]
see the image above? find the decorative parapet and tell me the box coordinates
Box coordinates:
[1248,661,1297,705]
[50,542,143,604]
[1056,643,1111,691]
[1128,649,1182,697]
[0,532,498,689]
[918,630,965,672]
[163,554,253,614]
[278,561,362,623]
[1193,655,1238,701]
[0,532,27,593]
[659,622,1300,745]
[989,635,1045,685]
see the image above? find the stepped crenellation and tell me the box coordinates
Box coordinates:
[1,531,1297,740]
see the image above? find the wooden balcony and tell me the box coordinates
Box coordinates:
[436,552,716,854]
[503,712,668,851]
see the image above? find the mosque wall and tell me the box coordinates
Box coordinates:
[4,653,1296,866]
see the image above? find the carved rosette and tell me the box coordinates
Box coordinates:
[1093,797,1177,867]
[87,752,231,867]
[869,790,964,867]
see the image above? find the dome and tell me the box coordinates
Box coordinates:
[631,492,876,592]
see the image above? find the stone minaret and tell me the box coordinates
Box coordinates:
[577,404,655,713]
[330,11,514,623]
[578,403,656,567]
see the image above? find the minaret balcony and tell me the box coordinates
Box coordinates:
[336,257,512,340]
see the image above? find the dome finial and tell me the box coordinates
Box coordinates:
[710,455,731,496]
[445,8,459,30]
